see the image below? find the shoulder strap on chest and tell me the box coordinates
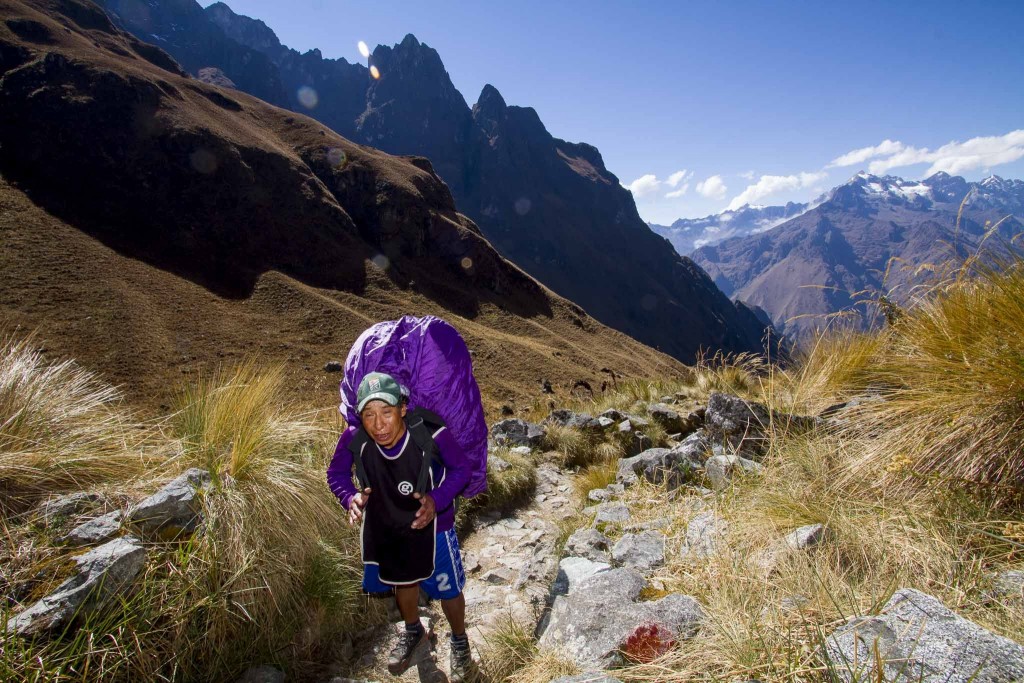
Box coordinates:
[406,408,444,495]
[347,429,371,490]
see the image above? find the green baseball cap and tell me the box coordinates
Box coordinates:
[356,372,404,413]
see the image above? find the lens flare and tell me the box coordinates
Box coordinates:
[371,254,390,270]
[189,148,217,174]
[460,257,473,270]
[297,86,318,109]
[514,197,532,216]
[358,41,370,58]
[369,65,381,80]
[327,147,347,168]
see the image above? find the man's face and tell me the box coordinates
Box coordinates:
[360,400,408,448]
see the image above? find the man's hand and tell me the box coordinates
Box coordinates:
[412,492,436,529]
[348,487,371,526]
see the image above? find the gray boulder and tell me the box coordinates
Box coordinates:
[705,393,772,456]
[7,536,146,636]
[599,408,628,422]
[62,510,123,546]
[539,568,703,668]
[612,531,666,574]
[565,528,612,563]
[783,523,828,551]
[647,402,687,434]
[130,468,211,535]
[592,502,631,527]
[617,448,672,487]
[489,454,512,473]
[823,588,1024,682]
[682,511,727,559]
[34,492,102,525]
[617,434,708,490]
[616,420,652,457]
[705,454,765,489]
[491,419,545,448]
[986,569,1024,602]
[548,409,595,429]
[552,556,611,596]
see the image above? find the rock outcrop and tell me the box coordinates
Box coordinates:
[539,568,703,669]
[7,536,146,636]
[823,588,1024,682]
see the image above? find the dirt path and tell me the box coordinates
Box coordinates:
[337,461,577,683]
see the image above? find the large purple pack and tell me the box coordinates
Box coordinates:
[340,315,488,498]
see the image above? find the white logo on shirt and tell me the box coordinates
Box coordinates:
[398,481,414,495]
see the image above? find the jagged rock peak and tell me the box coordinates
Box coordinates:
[205,2,283,54]
[476,83,507,112]
[400,33,421,48]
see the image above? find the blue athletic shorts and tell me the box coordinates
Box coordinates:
[362,527,466,600]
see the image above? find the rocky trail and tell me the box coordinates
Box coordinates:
[334,462,578,683]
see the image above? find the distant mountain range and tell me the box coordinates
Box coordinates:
[690,172,1024,340]
[95,0,769,361]
[649,201,812,255]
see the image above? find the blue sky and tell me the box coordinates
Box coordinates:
[220,0,1024,223]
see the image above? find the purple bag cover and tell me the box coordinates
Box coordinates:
[340,315,488,498]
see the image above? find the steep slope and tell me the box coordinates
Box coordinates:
[97,0,769,361]
[650,201,811,256]
[0,0,685,412]
[691,172,1024,339]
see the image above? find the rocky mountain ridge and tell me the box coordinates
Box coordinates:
[690,171,1024,340]
[649,201,811,255]
[0,0,687,410]
[96,0,770,361]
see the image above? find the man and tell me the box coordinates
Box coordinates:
[327,372,475,681]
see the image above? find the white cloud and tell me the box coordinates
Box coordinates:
[626,170,695,200]
[726,171,827,211]
[625,174,662,198]
[828,139,906,168]
[740,170,756,180]
[696,175,727,200]
[827,130,1024,177]
[667,170,692,187]
[665,182,690,199]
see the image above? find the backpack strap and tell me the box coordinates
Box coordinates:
[406,408,445,495]
[347,429,371,491]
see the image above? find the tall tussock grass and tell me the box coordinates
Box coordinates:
[824,260,1024,503]
[0,336,148,511]
[1,352,381,682]
[159,362,378,679]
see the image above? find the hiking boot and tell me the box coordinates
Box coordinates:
[449,637,477,683]
[387,626,430,675]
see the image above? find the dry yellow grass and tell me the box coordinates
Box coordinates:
[1,356,384,682]
[0,335,154,512]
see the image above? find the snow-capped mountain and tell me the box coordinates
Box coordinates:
[649,202,811,255]
[690,171,1024,341]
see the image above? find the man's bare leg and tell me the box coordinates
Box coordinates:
[440,592,466,634]
[394,584,421,626]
